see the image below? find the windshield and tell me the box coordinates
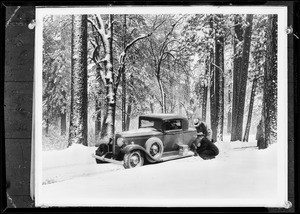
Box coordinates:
[139,119,162,131]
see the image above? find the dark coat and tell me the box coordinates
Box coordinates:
[192,136,219,159]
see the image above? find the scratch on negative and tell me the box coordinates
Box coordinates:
[6,6,21,28]
[6,192,17,208]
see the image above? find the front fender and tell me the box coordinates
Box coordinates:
[121,144,158,162]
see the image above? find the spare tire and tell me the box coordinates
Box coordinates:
[145,137,164,163]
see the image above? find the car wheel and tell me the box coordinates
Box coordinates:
[123,150,144,169]
[145,137,164,163]
[95,143,109,164]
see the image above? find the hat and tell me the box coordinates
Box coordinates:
[193,118,200,127]
[197,132,204,136]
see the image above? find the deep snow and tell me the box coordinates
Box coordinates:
[37,136,285,207]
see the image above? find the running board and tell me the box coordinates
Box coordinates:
[160,151,195,162]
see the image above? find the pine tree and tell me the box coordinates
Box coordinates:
[231,14,253,141]
[68,15,88,147]
[214,14,225,142]
[231,15,244,141]
[258,14,277,149]
[235,14,253,141]
[243,77,258,142]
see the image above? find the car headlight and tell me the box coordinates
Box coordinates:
[117,137,125,147]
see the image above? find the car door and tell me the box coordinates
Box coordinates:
[163,119,184,152]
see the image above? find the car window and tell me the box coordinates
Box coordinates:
[140,119,162,131]
[165,120,182,131]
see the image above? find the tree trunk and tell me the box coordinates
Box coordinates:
[126,94,133,131]
[44,118,49,135]
[235,14,253,141]
[121,70,126,131]
[68,15,74,146]
[201,58,209,122]
[209,50,217,142]
[243,77,258,142]
[150,99,154,113]
[214,14,225,142]
[68,15,88,147]
[202,85,208,122]
[95,98,101,142]
[121,15,127,132]
[261,14,278,148]
[227,89,232,134]
[227,111,232,134]
[100,111,108,139]
[60,112,66,136]
[60,22,67,137]
[94,65,103,142]
[157,77,165,113]
[105,14,115,142]
[231,15,244,141]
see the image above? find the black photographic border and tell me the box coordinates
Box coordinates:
[1,0,298,213]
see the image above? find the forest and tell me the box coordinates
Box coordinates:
[42,13,277,151]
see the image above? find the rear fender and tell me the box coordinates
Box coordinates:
[121,144,158,162]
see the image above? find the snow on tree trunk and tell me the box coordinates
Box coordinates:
[202,85,208,122]
[243,77,258,142]
[235,14,253,141]
[231,15,244,141]
[121,69,126,131]
[227,89,232,134]
[68,15,88,147]
[214,15,225,142]
[60,23,68,137]
[105,14,116,142]
[121,15,127,132]
[68,16,74,145]
[263,14,278,147]
[94,65,103,142]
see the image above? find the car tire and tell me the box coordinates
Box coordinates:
[145,137,164,163]
[95,143,109,164]
[123,150,144,169]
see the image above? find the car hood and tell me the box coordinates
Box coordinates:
[117,128,162,138]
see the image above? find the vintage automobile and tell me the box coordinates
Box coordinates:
[92,114,198,169]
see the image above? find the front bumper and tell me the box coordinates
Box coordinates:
[92,153,124,165]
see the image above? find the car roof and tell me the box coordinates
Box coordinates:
[139,114,187,121]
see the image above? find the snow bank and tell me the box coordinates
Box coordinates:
[38,140,281,207]
[43,144,96,169]
[42,144,123,184]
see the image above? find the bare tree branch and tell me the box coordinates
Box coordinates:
[96,14,106,35]
[159,16,183,56]
[87,18,106,52]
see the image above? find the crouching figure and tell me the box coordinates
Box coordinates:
[192,119,219,160]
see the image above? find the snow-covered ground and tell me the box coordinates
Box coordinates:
[37,136,283,207]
